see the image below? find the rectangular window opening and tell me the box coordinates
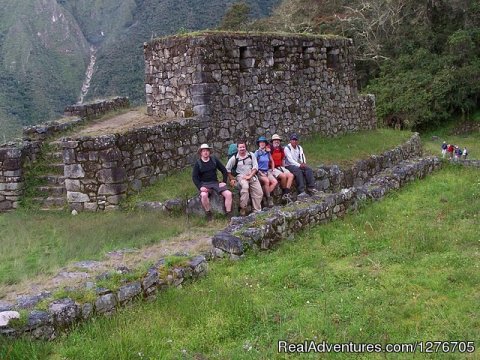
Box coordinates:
[326,47,339,70]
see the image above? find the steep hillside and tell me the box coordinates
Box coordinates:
[0,0,90,138]
[0,0,279,140]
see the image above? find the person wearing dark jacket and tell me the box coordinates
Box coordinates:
[192,144,233,221]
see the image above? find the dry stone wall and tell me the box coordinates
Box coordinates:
[0,98,130,212]
[212,156,442,258]
[0,143,38,211]
[144,33,376,141]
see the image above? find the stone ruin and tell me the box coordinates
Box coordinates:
[1,32,377,212]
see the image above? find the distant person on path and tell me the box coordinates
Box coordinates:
[441,141,448,158]
[270,134,294,203]
[447,144,454,159]
[255,136,277,208]
[284,133,319,197]
[226,140,263,216]
[192,144,233,221]
[462,147,468,160]
[454,146,462,161]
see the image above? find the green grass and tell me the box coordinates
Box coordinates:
[301,128,412,166]
[0,210,221,294]
[3,165,478,359]
[128,129,412,204]
[422,111,480,158]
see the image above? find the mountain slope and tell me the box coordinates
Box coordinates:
[0,0,279,140]
[0,0,90,138]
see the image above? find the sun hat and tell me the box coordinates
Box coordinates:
[197,143,212,154]
[271,134,282,141]
[257,136,268,144]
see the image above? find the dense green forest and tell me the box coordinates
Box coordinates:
[248,0,480,130]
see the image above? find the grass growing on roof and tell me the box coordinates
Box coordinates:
[4,165,478,359]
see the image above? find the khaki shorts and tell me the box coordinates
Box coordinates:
[272,167,291,178]
[258,170,276,182]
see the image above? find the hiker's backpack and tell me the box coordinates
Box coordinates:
[227,143,237,158]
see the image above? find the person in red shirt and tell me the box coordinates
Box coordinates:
[270,134,295,203]
[447,144,454,159]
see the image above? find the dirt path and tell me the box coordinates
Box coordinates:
[1,229,216,303]
[70,109,173,137]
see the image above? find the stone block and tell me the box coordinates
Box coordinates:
[96,168,127,184]
[95,293,117,314]
[64,164,85,179]
[65,179,81,192]
[98,183,128,195]
[67,191,90,203]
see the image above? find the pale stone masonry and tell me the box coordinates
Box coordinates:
[144,32,376,139]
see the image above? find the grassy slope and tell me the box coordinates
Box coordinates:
[0,211,219,294]
[3,164,478,359]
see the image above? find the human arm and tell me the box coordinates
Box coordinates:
[192,161,202,190]
[215,156,228,186]
[243,153,258,180]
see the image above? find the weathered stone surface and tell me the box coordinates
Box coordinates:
[64,164,85,179]
[16,292,52,309]
[95,293,117,314]
[117,282,142,305]
[0,311,20,326]
[212,232,244,255]
[48,298,80,328]
[67,191,90,202]
[96,168,127,183]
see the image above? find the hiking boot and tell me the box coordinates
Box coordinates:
[307,187,319,195]
[225,211,233,221]
[267,196,274,208]
[205,211,213,222]
[239,208,247,216]
[297,192,310,200]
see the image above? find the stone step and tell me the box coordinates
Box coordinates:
[47,152,63,163]
[45,163,64,174]
[38,175,65,186]
[36,186,66,197]
[48,141,63,151]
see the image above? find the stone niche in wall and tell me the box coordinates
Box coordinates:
[144,32,376,140]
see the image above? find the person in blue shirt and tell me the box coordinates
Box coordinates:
[255,136,278,207]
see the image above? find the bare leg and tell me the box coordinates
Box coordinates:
[200,191,210,211]
[221,190,233,212]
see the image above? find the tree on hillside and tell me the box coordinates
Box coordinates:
[218,2,252,30]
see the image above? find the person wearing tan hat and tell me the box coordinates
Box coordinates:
[192,144,233,221]
[270,134,294,203]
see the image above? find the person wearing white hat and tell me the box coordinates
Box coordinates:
[192,144,233,221]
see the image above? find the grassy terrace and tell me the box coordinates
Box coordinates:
[126,128,413,205]
[0,129,411,293]
[3,164,478,359]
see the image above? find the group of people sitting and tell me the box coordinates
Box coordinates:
[441,142,468,160]
[192,133,319,220]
